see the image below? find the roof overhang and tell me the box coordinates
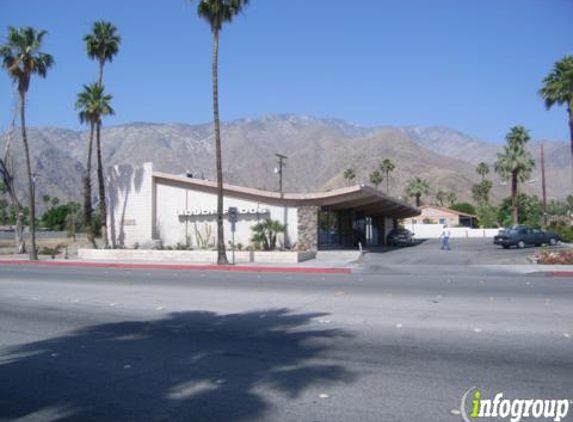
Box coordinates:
[153,172,420,219]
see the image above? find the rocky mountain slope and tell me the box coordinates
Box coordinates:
[2,114,570,213]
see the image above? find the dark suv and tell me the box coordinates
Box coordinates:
[494,226,560,249]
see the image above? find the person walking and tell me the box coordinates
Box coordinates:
[440,225,451,250]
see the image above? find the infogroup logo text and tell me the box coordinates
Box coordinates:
[460,387,571,422]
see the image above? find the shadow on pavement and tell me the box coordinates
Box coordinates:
[0,309,356,422]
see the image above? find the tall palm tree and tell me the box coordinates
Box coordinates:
[84,21,121,87]
[343,168,356,186]
[539,55,573,178]
[476,162,490,181]
[380,159,395,194]
[75,83,114,247]
[405,177,430,207]
[84,21,121,248]
[369,170,383,189]
[1,26,54,260]
[494,126,536,225]
[192,0,250,265]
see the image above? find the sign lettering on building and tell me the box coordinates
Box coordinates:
[177,207,269,217]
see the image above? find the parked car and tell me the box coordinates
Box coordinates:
[387,228,415,246]
[493,226,560,249]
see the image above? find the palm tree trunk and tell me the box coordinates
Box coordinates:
[19,91,37,260]
[386,171,389,194]
[568,104,573,185]
[84,123,96,247]
[212,29,228,265]
[416,194,421,208]
[98,59,104,87]
[14,207,25,253]
[96,122,108,248]
[511,171,518,225]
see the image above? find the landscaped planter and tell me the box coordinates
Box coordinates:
[78,248,316,264]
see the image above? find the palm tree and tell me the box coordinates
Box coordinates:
[472,179,493,206]
[75,83,114,247]
[1,26,54,260]
[191,0,250,265]
[539,55,573,178]
[343,168,356,186]
[84,21,120,248]
[84,21,121,87]
[494,126,536,225]
[435,189,447,207]
[405,177,430,207]
[380,159,395,194]
[476,162,490,181]
[369,170,383,189]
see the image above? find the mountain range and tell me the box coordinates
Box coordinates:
[3,114,571,213]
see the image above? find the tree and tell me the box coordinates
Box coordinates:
[449,202,476,216]
[405,177,430,207]
[472,179,493,206]
[497,193,543,228]
[0,102,26,252]
[476,162,490,180]
[76,83,114,246]
[1,26,54,260]
[369,170,383,189]
[539,55,573,179]
[494,126,536,225]
[84,21,121,248]
[50,196,59,207]
[435,189,447,207]
[191,0,250,265]
[380,159,396,194]
[343,168,356,186]
[42,194,51,203]
[84,21,121,87]
[446,192,457,206]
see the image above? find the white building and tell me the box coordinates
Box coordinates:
[107,162,419,250]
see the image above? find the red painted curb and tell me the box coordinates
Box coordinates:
[0,259,352,274]
[549,271,573,277]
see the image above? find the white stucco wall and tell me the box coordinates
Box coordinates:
[107,163,299,249]
[154,179,298,248]
[107,162,154,248]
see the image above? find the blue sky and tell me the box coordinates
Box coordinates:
[0,0,572,142]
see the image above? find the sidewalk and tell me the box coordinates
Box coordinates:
[0,254,355,274]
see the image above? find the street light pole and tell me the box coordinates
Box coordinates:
[275,153,287,197]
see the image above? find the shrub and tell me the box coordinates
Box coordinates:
[39,245,62,258]
[547,222,573,243]
[535,248,573,265]
[174,242,191,250]
[250,219,286,251]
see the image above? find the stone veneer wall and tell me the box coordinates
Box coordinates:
[297,206,319,251]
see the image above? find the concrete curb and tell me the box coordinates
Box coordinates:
[0,259,352,274]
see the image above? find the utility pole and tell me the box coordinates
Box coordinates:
[275,153,287,197]
[541,143,548,227]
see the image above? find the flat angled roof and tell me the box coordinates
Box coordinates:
[153,172,420,219]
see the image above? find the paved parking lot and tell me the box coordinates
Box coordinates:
[362,238,567,267]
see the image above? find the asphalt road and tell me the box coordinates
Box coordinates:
[0,264,572,422]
